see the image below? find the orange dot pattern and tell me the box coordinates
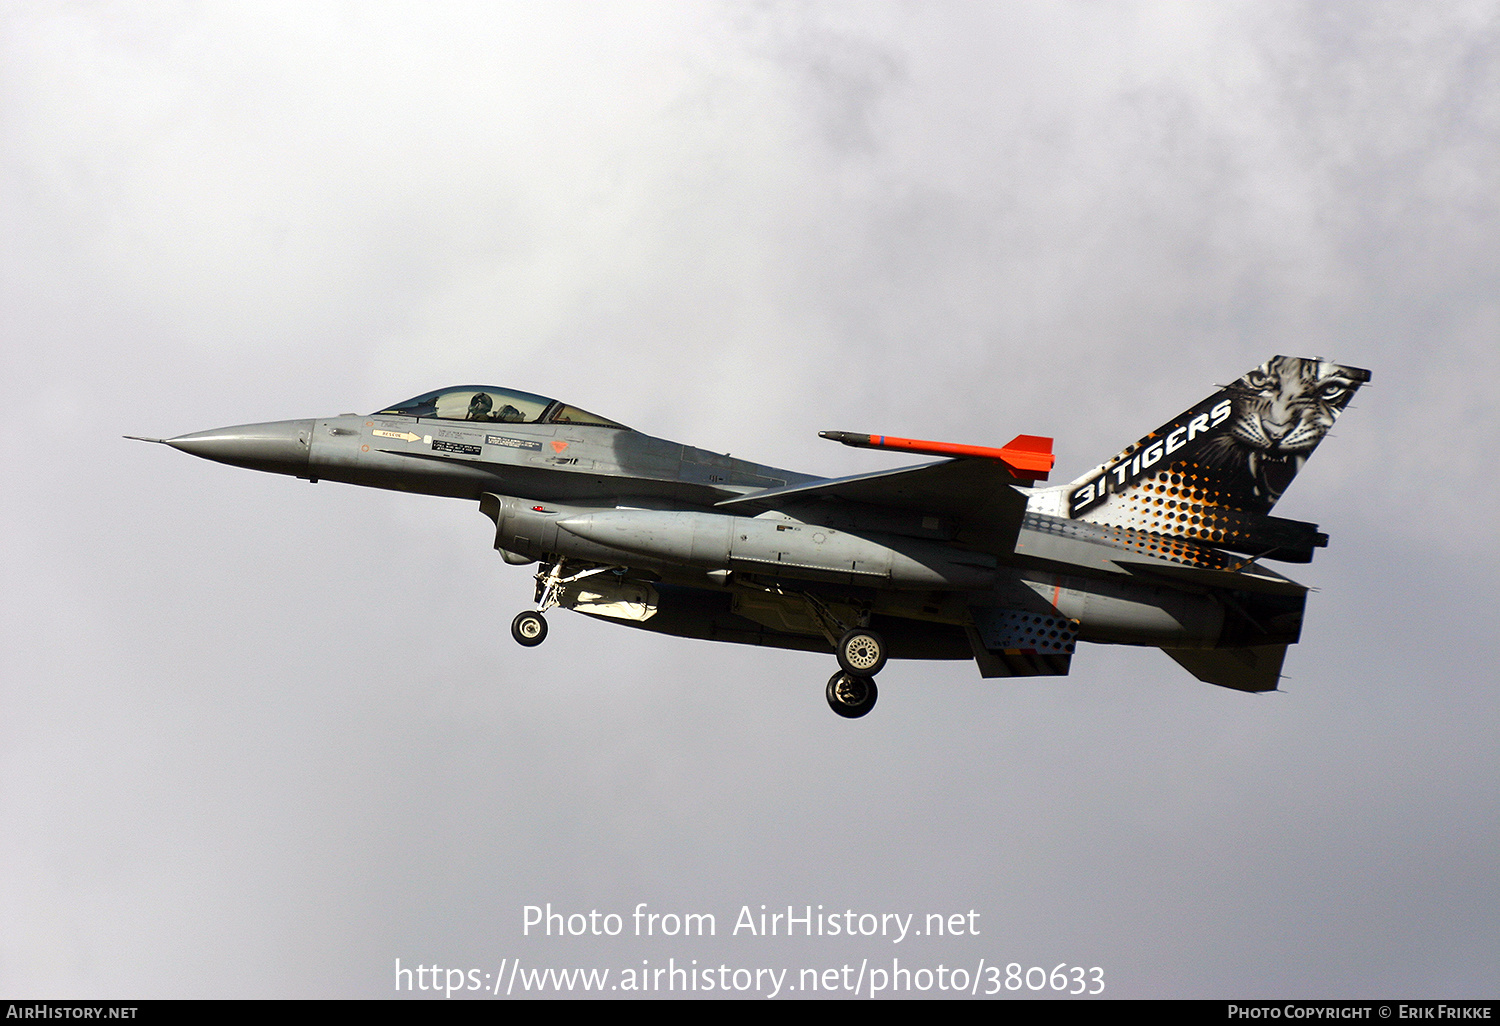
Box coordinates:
[1026,510,1243,571]
[1084,445,1273,553]
[973,607,1078,655]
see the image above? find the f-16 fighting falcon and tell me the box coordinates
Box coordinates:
[130,356,1369,718]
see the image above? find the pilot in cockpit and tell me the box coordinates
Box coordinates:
[463,392,526,423]
[467,392,495,420]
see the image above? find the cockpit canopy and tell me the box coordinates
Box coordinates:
[373,386,626,429]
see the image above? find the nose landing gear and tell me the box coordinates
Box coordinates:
[511,610,548,646]
[509,559,621,648]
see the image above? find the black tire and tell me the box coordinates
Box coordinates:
[511,610,548,647]
[826,672,878,719]
[836,628,887,678]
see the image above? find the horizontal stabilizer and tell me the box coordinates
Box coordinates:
[820,431,1054,480]
[1162,644,1288,692]
[1114,559,1307,596]
[717,458,1031,555]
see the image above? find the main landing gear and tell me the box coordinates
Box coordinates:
[796,591,890,718]
[836,628,887,678]
[826,671,879,719]
[825,626,887,719]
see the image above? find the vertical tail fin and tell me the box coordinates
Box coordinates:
[1064,356,1370,552]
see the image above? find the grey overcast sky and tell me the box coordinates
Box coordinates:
[3,1,1497,999]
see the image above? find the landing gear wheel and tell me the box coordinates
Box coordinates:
[511,610,548,647]
[836,628,887,678]
[826,672,878,719]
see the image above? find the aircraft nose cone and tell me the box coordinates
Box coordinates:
[165,419,314,476]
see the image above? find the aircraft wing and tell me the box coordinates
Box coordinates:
[715,458,1031,556]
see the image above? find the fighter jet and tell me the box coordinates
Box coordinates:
[130,356,1369,718]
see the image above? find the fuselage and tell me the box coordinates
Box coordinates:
[162,404,1301,659]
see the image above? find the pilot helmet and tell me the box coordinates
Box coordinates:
[467,392,494,420]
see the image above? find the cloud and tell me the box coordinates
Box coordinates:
[4,1,1498,997]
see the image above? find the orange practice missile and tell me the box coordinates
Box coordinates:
[818,430,1054,481]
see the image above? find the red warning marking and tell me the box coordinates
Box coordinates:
[551,440,569,453]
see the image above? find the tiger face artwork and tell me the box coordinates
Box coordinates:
[1199,356,1367,509]
[1065,355,1370,526]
